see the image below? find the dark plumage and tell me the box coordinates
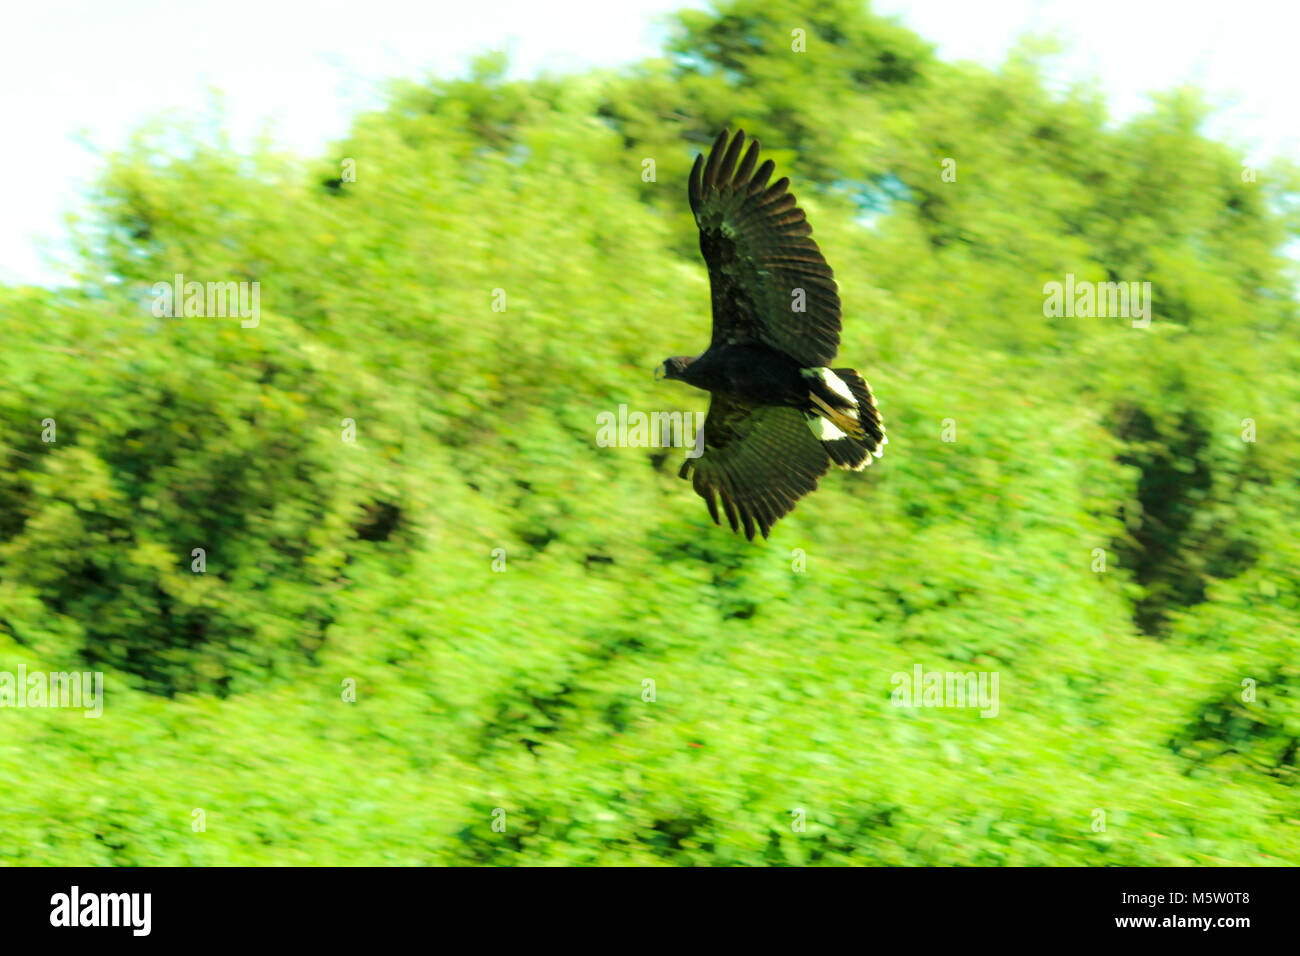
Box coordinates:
[657,129,887,541]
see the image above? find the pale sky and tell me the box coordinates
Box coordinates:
[2,0,1295,286]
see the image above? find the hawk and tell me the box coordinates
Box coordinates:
[656,129,886,541]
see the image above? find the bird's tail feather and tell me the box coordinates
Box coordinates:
[811,367,887,471]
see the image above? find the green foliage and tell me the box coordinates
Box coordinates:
[1,0,1298,864]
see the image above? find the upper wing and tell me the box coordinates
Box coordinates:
[680,393,831,541]
[689,128,841,368]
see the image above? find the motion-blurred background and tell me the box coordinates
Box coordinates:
[1,0,1298,864]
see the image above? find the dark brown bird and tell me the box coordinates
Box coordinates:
[656,129,886,541]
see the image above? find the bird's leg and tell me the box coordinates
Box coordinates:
[808,392,866,440]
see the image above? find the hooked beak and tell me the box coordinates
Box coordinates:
[654,362,666,382]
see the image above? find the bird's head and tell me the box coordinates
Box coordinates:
[655,355,694,382]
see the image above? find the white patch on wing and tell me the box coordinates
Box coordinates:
[824,369,857,405]
[801,367,857,406]
[805,413,847,441]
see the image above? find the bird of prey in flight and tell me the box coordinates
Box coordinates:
[657,129,886,541]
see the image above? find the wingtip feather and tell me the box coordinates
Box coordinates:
[716,129,745,186]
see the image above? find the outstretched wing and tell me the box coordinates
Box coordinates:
[680,393,831,541]
[689,128,841,368]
